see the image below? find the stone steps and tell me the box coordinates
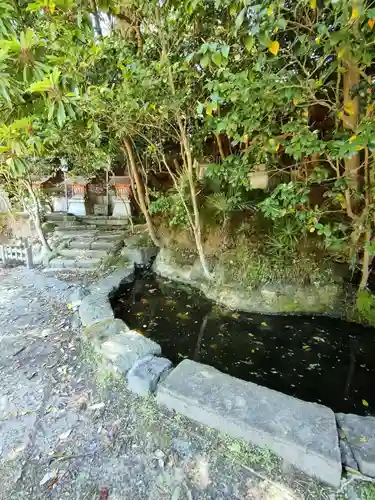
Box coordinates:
[58,248,108,259]
[68,240,116,251]
[48,256,103,269]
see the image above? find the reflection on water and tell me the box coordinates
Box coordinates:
[112,271,375,415]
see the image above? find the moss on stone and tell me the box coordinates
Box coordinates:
[354,290,375,327]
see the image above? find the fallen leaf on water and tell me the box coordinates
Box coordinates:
[40,469,59,487]
[231,313,240,319]
[303,345,310,350]
[360,435,369,443]
[210,344,217,349]
[261,322,268,327]
[251,349,255,353]
[362,399,369,407]
[136,312,144,317]
[248,333,254,337]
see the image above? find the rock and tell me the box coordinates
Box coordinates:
[89,266,134,297]
[153,248,348,316]
[79,293,114,327]
[98,330,161,374]
[336,413,375,477]
[157,359,342,488]
[68,287,89,310]
[127,355,172,396]
[339,438,358,470]
[84,318,129,349]
[121,246,158,267]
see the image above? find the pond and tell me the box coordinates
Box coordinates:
[112,270,375,416]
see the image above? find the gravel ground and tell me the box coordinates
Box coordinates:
[0,266,372,500]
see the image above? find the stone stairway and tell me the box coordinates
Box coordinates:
[44,213,127,272]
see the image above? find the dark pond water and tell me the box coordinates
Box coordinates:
[112,270,375,416]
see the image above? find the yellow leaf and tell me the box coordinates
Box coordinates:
[248,333,254,337]
[293,98,298,105]
[351,7,359,20]
[310,227,315,233]
[267,7,273,16]
[303,345,310,350]
[356,145,364,151]
[268,40,279,56]
[315,36,321,44]
[261,321,268,327]
[362,399,369,407]
[273,27,279,33]
[338,111,344,120]
[344,102,355,116]
[349,135,357,143]
[210,343,217,349]
[368,18,375,30]
[206,106,212,116]
[275,143,280,152]
[338,47,346,59]
[310,0,316,8]
[251,349,255,353]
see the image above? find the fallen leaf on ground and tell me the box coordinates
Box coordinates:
[88,402,105,411]
[40,469,59,487]
[58,429,72,441]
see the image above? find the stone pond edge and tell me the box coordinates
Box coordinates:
[75,261,375,489]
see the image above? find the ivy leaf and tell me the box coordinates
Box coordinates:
[244,36,254,52]
[212,51,222,66]
[268,41,279,56]
[221,45,229,58]
[200,53,210,68]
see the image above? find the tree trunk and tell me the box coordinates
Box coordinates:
[24,181,51,253]
[122,137,159,247]
[179,123,211,279]
[343,57,360,189]
[91,0,103,38]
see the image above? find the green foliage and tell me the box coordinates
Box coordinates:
[149,192,189,227]
[355,290,375,327]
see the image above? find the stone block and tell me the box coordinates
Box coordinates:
[121,246,158,267]
[336,413,375,477]
[157,360,342,488]
[79,293,114,327]
[89,266,134,297]
[127,355,172,396]
[84,318,129,349]
[98,330,161,374]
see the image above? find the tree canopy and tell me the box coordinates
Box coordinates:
[1,0,375,287]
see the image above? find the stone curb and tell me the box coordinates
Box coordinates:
[79,261,375,489]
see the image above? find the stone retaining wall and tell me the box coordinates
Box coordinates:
[77,260,375,489]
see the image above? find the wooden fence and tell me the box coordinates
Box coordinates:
[0,244,34,269]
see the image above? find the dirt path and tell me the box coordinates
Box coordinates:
[0,267,369,500]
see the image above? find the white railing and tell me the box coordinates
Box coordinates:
[0,244,34,269]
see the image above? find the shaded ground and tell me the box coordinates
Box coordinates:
[0,267,373,500]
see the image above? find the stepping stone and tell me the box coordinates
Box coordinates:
[157,360,342,488]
